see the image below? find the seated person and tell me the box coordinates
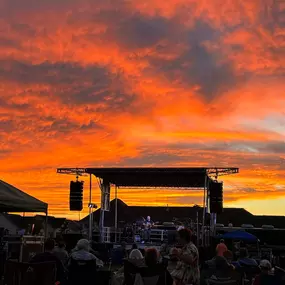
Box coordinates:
[206,253,234,271]
[137,248,173,285]
[223,250,234,265]
[129,249,144,266]
[253,259,282,285]
[201,256,239,285]
[113,249,145,285]
[236,248,258,267]
[69,239,103,268]
[117,249,145,274]
[233,248,259,282]
[53,241,69,266]
[214,256,235,276]
[68,240,98,285]
[30,238,65,283]
[145,248,160,268]
[275,256,285,283]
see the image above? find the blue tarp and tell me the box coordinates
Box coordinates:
[220,230,258,242]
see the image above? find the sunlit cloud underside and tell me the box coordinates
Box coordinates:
[0,0,285,219]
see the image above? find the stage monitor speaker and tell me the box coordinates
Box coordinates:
[69,181,83,211]
[209,180,223,214]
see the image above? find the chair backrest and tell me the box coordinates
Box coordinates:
[138,264,169,285]
[111,248,125,265]
[22,262,56,285]
[68,258,97,285]
[257,273,283,285]
[206,278,239,285]
[141,276,160,285]
[4,260,56,285]
[96,270,112,285]
[236,265,259,284]
[124,259,139,285]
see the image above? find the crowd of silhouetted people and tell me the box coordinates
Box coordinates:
[28,237,103,285]
[8,228,285,285]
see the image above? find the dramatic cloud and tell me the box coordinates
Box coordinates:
[0,0,285,218]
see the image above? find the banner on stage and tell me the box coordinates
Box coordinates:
[101,180,110,211]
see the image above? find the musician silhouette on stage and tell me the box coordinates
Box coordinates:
[143,216,154,242]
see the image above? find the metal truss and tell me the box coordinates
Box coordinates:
[57,167,239,179]
[207,168,239,177]
[115,186,204,190]
[57,168,87,176]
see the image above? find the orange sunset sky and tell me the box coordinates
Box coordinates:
[0,0,285,219]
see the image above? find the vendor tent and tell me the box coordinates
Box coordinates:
[220,230,258,242]
[0,180,48,213]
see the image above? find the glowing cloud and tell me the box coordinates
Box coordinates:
[0,0,285,218]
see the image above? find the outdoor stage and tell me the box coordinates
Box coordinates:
[57,167,239,246]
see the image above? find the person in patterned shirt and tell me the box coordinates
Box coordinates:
[171,228,200,285]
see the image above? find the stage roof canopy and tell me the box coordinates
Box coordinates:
[82,167,239,188]
[0,180,48,213]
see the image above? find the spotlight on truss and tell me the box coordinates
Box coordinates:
[88,203,98,209]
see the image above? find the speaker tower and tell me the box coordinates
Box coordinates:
[69,181,83,211]
[209,180,223,214]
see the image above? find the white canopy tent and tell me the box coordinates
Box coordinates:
[0,180,48,213]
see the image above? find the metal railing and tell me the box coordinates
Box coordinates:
[91,225,213,247]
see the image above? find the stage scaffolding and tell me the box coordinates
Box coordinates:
[57,167,239,246]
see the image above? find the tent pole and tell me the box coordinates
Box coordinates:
[115,185,118,243]
[206,175,210,246]
[44,209,48,240]
[196,211,199,247]
[202,173,207,247]
[99,179,104,242]
[88,174,92,241]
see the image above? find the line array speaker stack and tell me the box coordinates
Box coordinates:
[209,179,223,214]
[69,181,83,211]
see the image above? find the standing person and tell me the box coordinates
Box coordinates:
[143,216,153,242]
[171,228,200,285]
[216,239,228,257]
